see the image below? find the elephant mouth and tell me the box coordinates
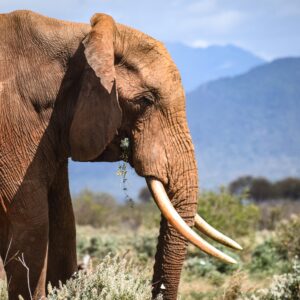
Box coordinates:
[92,134,132,163]
[146,177,242,264]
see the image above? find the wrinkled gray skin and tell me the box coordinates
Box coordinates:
[0,11,198,300]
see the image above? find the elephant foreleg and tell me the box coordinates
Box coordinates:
[4,183,49,300]
[46,160,77,288]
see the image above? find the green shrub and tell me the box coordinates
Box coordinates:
[77,236,120,259]
[197,189,260,239]
[131,235,157,262]
[76,226,158,268]
[73,189,160,230]
[244,260,300,300]
[136,202,160,229]
[48,255,160,300]
[211,247,240,274]
[185,247,239,286]
[249,239,289,275]
[73,190,118,227]
[207,270,225,286]
[185,256,217,277]
[249,215,300,276]
[274,214,300,260]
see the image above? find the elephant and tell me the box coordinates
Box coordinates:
[0,10,242,300]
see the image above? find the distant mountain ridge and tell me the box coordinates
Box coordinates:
[166,43,265,92]
[187,57,300,189]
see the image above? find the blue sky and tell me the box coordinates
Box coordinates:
[1,0,300,60]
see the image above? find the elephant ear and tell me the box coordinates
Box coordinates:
[70,14,122,161]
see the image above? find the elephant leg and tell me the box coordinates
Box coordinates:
[46,160,77,288]
[4,183,49,300]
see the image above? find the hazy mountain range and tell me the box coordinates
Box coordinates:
[69,45,300,200]
[187,57,300,189]
[166,43,265,92]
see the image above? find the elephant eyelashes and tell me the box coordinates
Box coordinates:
[141,96,155,106]
[130,95,155,112]
[126,95,155,118]
[137,91,157,106]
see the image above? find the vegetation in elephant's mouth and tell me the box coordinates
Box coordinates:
[116,137,133,204]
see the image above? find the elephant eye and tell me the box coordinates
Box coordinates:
[130,92,157,113]
[141,96,155,106]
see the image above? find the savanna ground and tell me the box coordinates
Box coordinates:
[1,181,300,299]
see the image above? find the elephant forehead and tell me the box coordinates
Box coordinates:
[116,23,180,79]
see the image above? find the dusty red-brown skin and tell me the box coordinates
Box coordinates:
[0,10,198,300]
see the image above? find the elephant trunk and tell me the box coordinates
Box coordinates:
[149,149,198,300]
[147,145,241,299]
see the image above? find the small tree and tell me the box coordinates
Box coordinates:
[229,175,253,195]
[274,178,300,200]
[249,177,274,201]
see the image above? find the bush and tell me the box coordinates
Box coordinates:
[185,256,217,277]
[249,215,300,277]
[73,190,160,230]
[132,235,157,262]
[274,214,300,260]
[249,240,289,275]
[197,189,260,238]
[73,190,118,227]
[244,260,300,300]
[212,247,240,274]
[207,270,225,287]
[47,255,160,300]
[77,236,120,259]
[185,247,239,286]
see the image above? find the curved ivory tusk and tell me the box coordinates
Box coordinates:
[146,178,237,264]
[194,214,243,250]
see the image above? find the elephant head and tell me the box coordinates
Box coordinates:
[68,14,242,300]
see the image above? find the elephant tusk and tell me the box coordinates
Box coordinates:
[146,177,237,264]
[194,214,243,250]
